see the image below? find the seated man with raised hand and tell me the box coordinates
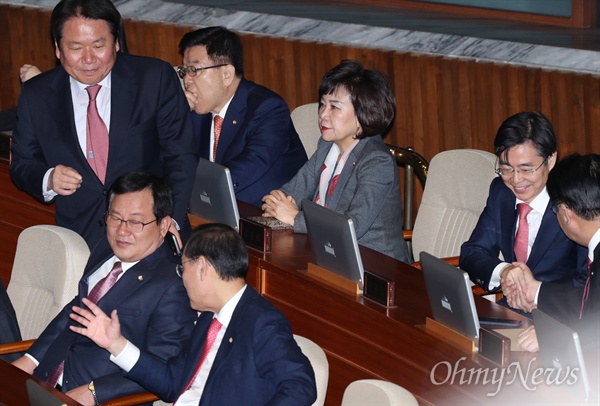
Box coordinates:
[460,111,587,310]
[178,26,307,207]
[69,223,317,405]
[499,154,600,352]
[12,171,197,405]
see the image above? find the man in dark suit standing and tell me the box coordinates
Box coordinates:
[12,172,197,405]
[460,112,587,308]
[69,223,317,405]
[178,26,307,207]
[498,154,600,352]
[10,0,198,249]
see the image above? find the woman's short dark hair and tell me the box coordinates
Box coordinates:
[178,26,244,77]
[51,0,121,48]
[493,111,557,161]
[318,60,395,139]
[547,154,600,221]
[184,224,249,281]
[108,171,173,224]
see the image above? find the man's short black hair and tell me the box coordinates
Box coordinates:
[178,26,244,77]
[318,60,395,139]
[493,111,557,161]
[108,172,173,224]
[51,0,121,48]
[184,223,248,281]
[547,154,600,221]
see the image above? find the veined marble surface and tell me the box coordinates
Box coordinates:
[2,0,599,74]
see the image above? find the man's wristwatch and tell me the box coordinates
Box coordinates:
[88,381,100,406]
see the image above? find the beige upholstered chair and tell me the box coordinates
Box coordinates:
[341,379,418,405]
[6,225,90,341]
[291,103,320,158]
[411,149,497,265]
[294,334,329,406]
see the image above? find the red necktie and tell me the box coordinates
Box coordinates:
[580,258,593,319]
[85,84,109,184]
[46,262,123,387]
[179,318,222,396]
[212,115,224,161]
[514,203,533,263]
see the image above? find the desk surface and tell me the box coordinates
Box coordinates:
[192,204,600,405]
[0,360,81,406]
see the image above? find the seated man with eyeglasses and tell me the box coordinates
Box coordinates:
[177,26,307,207]
[460,111,587,313]
[12,171,197,405]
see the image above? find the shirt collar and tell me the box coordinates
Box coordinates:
[515,186,549,214]
[214,284,247,329]
[589,228,600,263]
[70,71,112,98]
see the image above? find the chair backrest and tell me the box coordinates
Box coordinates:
[7,225,90,340]
[294,334,329,406]
[341,379,418,405]
[411,149,497,262]
[291,103,320,158]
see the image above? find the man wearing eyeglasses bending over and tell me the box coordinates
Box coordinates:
[460,111,587,312]
[12,171,196,405]
[177,26,307,207]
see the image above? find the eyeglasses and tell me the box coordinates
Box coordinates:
[176,64,227,79]
[495,157,548,178]
[176,259,195,278]
[104,213,157,233]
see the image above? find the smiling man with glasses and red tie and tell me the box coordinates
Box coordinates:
[12,172,196,406]
[460,112,588,313]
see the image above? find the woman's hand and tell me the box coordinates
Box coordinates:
[262,190,299,226]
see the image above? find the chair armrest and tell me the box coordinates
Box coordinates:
[102,392,159,406]
[0,339,35,355]
[402,230,413,241]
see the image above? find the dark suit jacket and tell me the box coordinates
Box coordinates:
[538,242,600,349]
[27,241,196,403]
[280,136,409,262]
[126,287,317,405]
[460,177,587,291]
[10,53,198,248]
[0,280,22,362]
[192,79,306,207]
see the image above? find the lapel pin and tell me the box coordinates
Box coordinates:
[232,120,237,125]
[138,275,143,281]
[229,337,233,343]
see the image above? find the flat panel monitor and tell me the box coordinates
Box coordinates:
[533,309,590,401]
[189,158,240,230]
[303,200,364,290]
[420,251,480,344]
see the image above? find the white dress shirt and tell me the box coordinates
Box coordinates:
[209,96,233,162]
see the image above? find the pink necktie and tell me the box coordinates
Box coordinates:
[580,259,593,319]
[85,84,109,184]
[46,262,123,387]
[212,115,224,161]
[514,203,533,263]
[180,318,222,394]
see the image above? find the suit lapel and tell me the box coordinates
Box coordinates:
[325,139,366,209]
[526,204,560,269]
[47,69,89,171]
[194,114,212,160]
[499,187,518,263]
[215,80,250,162]
[105,56,137,186]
